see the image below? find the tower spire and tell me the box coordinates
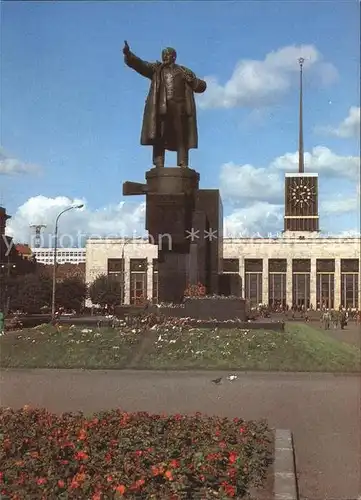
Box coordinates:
[298,57,305,173]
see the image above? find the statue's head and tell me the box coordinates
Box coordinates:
[162,47,177,65]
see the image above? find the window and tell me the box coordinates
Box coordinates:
[245,259,262,306]
[268,260,287,307]
[108,258,123,273]
[107,258,123,283]
[341,273,359,308]
[222,259,239,273]
[130,259,147,305]
[292,273,310,308]
[316,273,334,309]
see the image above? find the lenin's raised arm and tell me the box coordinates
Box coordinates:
[123,40,157,80]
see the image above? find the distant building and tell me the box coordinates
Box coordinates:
[32,247,86,265]
[15,244,34,260]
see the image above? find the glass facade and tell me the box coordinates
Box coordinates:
[341,273,359,308]
[107,258,123,281]
[130,259,147,305]
[291,260,311,308]
[245,259,263,306]
[316,259,335,309]
[268,259,287,308]
[316,273,335,309]
[268,273,287,307]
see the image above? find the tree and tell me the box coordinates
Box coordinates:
[56,276,87,312]
[8,274,52,314]
[88,274,122,310]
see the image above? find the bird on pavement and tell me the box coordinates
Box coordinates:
[211,377,222,384]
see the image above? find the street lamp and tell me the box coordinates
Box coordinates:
[51,204,84,320]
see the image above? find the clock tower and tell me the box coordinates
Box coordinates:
[283,58,319,234]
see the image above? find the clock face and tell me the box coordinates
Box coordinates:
[290,180,315,207]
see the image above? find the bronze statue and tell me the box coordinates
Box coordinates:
[123,41,207,168]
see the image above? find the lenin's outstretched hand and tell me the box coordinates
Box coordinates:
[123,40,130,55]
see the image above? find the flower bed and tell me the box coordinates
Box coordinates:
[0,407,273,499]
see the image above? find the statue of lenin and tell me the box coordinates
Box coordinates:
[123,41,207,168]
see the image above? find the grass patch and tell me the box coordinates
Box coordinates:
[139,323,361,372]
[1,322,360,372]
[0,324,141,369]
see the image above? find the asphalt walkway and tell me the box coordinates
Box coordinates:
[0,369,360,500]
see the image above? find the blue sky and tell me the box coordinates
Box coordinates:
[1,1,360,245]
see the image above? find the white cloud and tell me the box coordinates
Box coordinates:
[321,196,359,215]
[271,146,360,180]
[6,196,146,245]
[0,148,40,176]
[224,202,283,237]
[220,162,283,204]
[316,106,360,139]
[220,146,359,207]
[199,44,337,109]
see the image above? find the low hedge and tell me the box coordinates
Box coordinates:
[0,407,272,499]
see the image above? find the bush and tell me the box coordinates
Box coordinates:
[56,276,87,313]
[88,274,122,310]
[0,408,272,499]
[7,274,52,314]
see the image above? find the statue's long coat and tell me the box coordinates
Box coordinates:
[125,52,207,151]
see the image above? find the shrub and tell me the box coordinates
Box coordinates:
[0,407,272,499]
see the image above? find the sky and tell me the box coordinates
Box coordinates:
[1,0,360,247]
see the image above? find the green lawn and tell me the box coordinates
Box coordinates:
[1,323,360,372]
[0,324,142,369]
[139,323,361,372]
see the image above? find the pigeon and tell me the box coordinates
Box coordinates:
[227,375,237,381]
[211,377,222,384]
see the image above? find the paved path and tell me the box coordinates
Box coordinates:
[1,369,360,500]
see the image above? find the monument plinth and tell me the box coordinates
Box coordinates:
[123,166,222,303]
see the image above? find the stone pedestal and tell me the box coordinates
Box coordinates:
[123,167,223,304]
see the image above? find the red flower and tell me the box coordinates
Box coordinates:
[78,429,87,440]
[228,451,238,464]
[164,470,173,480]
[135,450,143,456]
[239,427,245,434]
[37,478,47,486]
[221,481,236,497]
[151,466,160,476]
[58,480,65,488]
[170,459,180,468]
[115,484,126,494]
[219,441,226,448]
[70,479,80,489]
[92,492,102,500]
[106,475,113,482]
[130,478,145,490]
[0,472,3,483]
[74,450,88,460]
